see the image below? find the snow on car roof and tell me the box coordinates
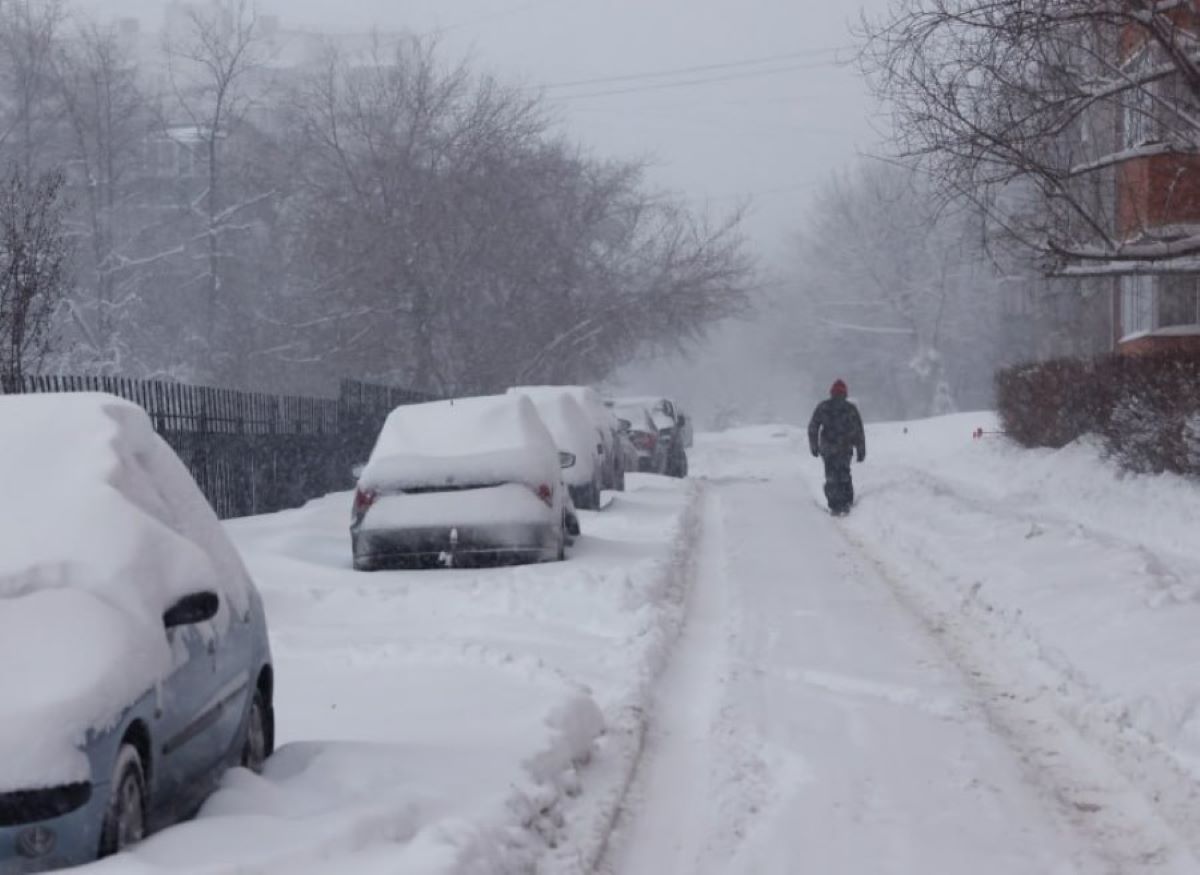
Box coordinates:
[611,400,657,426]
[508,385,616,428]
[613,397,675,430]
[362,394,560,490]
[0,393,254,790]
[613,395,672,410]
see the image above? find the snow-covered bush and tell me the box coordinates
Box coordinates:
[1185,414,1200,476]
[996,352,1200,476]
[1106,395,1168,474]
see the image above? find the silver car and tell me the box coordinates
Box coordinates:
[0,395,274,873]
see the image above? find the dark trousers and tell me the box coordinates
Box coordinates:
[822,452,853,511]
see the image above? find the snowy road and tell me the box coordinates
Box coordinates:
[603,427,1200,875]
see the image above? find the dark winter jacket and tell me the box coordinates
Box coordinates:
[808,397,866,461]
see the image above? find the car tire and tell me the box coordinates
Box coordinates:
[240,689,271,774]
[99,744,147,858]
[576,481,600,510]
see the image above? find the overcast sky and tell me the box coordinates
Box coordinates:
[78,0,887,262]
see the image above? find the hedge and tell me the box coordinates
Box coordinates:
[995,352,1200,476]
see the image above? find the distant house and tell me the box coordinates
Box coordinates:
[1113,6,1200,354]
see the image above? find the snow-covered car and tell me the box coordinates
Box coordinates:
[0,394,274,872]
[614,425,640,476]
[508,386,625,492]
[611,402,667,474]
[351,395,572,569]
[521,393,606,510]
[613,396,689,477]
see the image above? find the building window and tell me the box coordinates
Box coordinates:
[1123,55,1157,150]
[1158,275,1200,328]
[1121,274,1155,337]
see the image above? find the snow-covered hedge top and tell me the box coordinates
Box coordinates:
[361,395,560,491]
[0,393,256,791]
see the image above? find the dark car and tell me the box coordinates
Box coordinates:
[612,397,689,478]
[351,395,572,569]
[612,403,667,474]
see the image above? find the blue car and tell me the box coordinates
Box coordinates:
[0,395,275,873]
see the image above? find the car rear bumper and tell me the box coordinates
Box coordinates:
[353,523,558,568]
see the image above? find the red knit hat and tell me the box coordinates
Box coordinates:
[830,379,848,397]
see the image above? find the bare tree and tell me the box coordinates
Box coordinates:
[861,0,1200,275]
[278,36,755,395]
[0,167,70,382]
[53,20,151,370]
[790,160,1004,418]
[0,0,66,180]
[164,0,267,375]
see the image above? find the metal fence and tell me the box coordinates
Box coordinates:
[1,375,436,519]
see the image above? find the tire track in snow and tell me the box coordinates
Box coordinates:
[837,521,1200,875]
[546,480,708,875]
[593,487,731,875]
[853,464,1200,862]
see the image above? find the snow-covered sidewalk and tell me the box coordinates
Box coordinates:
[610,418,1200,873]
[605,430,1107,874]
[78,475,699,875]
[835,414,1200,867]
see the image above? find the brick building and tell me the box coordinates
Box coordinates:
[1113,4,1200,354]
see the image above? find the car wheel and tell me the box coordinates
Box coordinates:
[99,744,146,858]
[240,689,270,773]
[574,482,597,510]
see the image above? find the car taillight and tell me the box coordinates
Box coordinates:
[534,483,553,506]
[352,488,377,518]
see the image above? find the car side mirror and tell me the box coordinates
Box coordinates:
[618,419,632,434]
[559,451,577,469]
[163,591,220,629]
[676,414,687,428]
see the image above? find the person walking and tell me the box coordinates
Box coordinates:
[807,379,866,515]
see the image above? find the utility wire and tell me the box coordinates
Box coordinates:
[546,59,843,101]
[539,46,852,91]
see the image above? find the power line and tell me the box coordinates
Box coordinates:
[539,46,852,91]
[546,59,843,101]
[689,181,822,204]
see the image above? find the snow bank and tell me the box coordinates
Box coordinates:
[0,393,254,792]
[362,395,559,491]
[77,472,698,874]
